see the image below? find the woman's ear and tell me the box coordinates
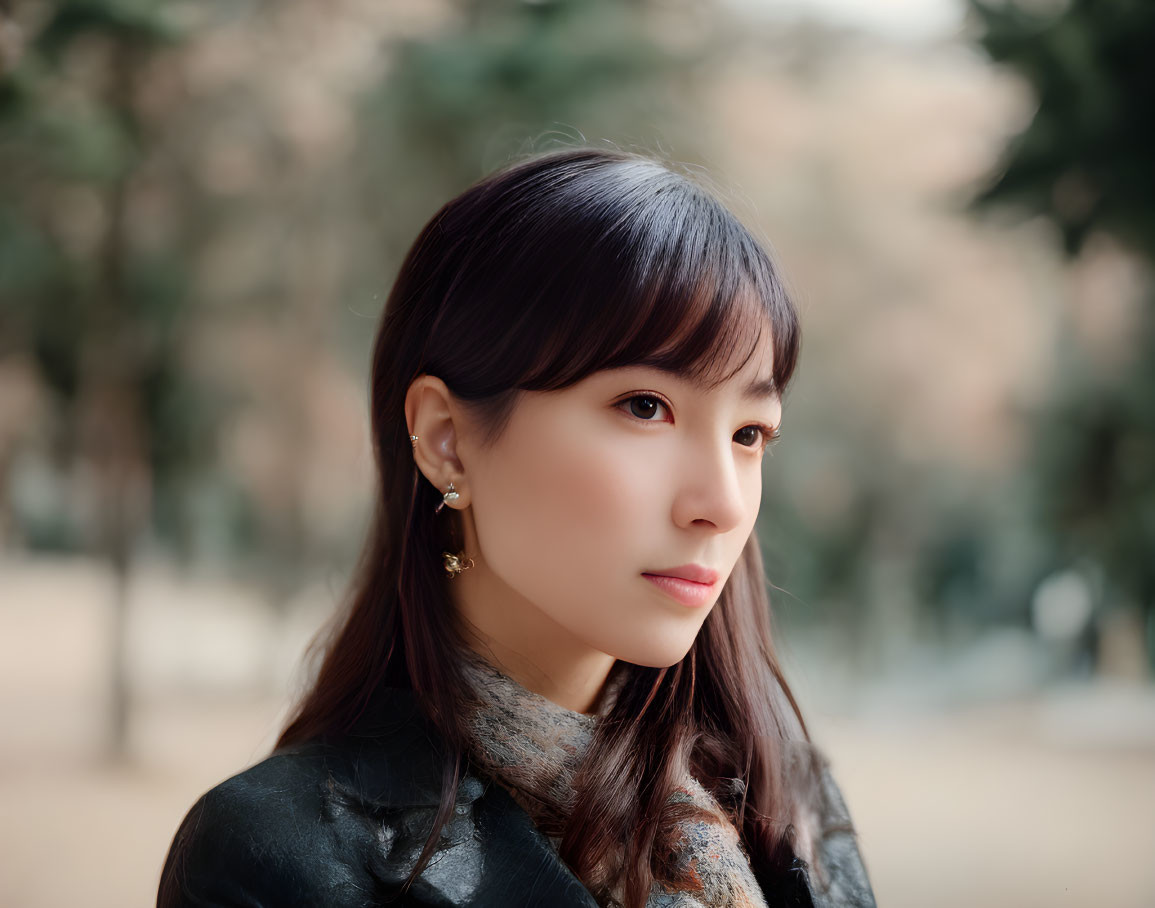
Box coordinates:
[404,374,471,509]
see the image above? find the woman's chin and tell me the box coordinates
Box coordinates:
[607,636,698,670]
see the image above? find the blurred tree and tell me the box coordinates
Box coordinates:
[0,0,197,759]
[968,0,1155,673]
[348,0,705,293]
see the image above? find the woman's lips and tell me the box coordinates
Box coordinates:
[642,573,717,608]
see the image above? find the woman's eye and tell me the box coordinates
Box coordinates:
[735,426,762,448]
[622,395,668,421]
[618,395,780,451]
[736,424,782,451]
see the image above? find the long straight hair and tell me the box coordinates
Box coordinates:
[276,147,820,906]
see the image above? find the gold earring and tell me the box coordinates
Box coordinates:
[442,550,474,578]
[434,481,459,514]
[409,435,419,444]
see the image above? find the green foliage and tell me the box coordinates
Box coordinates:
[354,0,701,264]
[1026,304,1155,605]
[34,0,182,59]
[969,0,1155,258]
[0,0,234,562]
[969,0,1155,669]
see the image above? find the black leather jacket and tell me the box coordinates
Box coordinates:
[158,687,876,907]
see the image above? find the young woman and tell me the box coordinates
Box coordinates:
[157,147,877,908]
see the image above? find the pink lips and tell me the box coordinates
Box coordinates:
[641,563,719,608]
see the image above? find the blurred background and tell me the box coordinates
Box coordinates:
[1,0,1153,905]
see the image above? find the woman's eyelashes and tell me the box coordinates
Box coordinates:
[614,393,780,451]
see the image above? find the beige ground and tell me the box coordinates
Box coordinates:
[2,558,1153,907]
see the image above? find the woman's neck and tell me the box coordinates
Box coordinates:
[450,570,617,714]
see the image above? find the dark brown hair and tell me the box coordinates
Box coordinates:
[276,146,815,905]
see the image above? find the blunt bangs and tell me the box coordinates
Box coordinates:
[422,149,799,424]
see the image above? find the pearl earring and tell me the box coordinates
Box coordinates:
[435,481,459,514]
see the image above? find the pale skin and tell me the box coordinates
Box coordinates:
[405,334,782,716]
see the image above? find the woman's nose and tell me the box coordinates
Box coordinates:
[670,439,749,533]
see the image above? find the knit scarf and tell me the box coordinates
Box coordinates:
[457,649,773,908]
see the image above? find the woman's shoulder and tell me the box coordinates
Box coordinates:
[156,721,599,907]
[156,692,457,908]
[157,742,399,907]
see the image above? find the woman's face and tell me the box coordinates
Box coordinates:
[448,331,782,683]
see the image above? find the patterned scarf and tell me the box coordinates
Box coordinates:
[457,649,773,908]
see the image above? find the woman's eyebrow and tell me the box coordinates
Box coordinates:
[740,375,778,401]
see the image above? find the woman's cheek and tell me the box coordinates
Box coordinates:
[555,436,657,536]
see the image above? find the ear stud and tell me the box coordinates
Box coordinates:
[435,481,459,514]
